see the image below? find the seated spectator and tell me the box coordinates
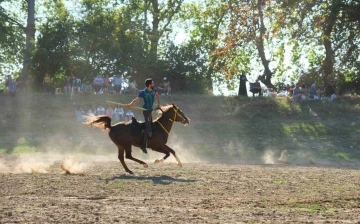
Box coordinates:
[106,106,114,119]
[113,105,124,123]
[8,78,17,97]
[93,75,104,94]
[112,73,123,94]
[309,84,320,100]
[125,109,134,122]
[80,80,93,94]
[76,106,85,122]
[87,105,97,115]
[323,83,336,101]
[97,105,105,115]
[288,85,295,96]
[300,83,308,98]
[293,84,306,102]
[158,77,171,96]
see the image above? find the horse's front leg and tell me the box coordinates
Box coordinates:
[153,148,170,164]
[155,145,182,167]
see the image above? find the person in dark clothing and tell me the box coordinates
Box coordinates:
[238,72,248,96]
[127,78,161,153]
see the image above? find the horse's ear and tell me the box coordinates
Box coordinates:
[172,103,176,108]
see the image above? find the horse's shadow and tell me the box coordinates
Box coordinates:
[104,174,196,185]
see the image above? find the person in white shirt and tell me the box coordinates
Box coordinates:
[76,106,85,122]
[125,109,134,122]
[93,75,104,94]
[113,105,124,122]
[97,105,105,115]
[87,105,97,115]
[112,74,123,94]
[129,79,139,94]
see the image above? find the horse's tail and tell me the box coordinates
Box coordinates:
[83,115,112,130]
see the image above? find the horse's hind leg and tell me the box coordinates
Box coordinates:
[124,145,148,168]
[117,146,133,174]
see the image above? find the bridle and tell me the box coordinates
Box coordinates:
[155,107,187,135]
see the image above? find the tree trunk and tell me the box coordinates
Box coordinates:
[149,0,160,62]
[255,0,274,89]
[321,0,340,85]
[22,0,35,81]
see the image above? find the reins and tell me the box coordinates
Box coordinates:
[155,107,184,135]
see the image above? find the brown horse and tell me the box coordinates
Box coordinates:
[84,104,190,174]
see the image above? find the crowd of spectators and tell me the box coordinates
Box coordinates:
[76,104,135,124]
[290,83,336,102]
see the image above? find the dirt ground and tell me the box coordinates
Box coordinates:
[1,157,360,224]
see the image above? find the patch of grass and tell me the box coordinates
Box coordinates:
[273,177,285,184]
[292,204,332,214]
[333,152,351,160]
[12,145,37,154]
[108,181,126,190]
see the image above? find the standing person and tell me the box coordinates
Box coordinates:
[16,74,23,93]
[129,79,139,94]
[93,74,104,94]
[103,74,110,93]
[158,77,172,96]
[72,75,81,94]
[127,78,161,153]
[43,73,51,95]
[64,76,72,95]
[112,73,123,94]
[238,72,248,96]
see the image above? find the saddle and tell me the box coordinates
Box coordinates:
[131,117,146,130]
[131,117,155,136]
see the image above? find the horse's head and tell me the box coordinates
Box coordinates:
[171,104,190,126]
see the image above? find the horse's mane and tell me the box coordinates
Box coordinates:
[154,104,174,121]
[159,104,174,112]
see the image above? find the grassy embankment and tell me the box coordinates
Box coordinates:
[0,92,359,163]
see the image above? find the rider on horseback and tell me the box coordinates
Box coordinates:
[127,78,160,154]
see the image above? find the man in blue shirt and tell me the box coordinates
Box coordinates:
[127,78,161,153]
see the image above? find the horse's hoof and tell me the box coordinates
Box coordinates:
[127,170,134,175]
[154,159,164,164]
[143,164,148,168]
[178,163,183,167]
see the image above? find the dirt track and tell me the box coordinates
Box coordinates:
[1,159,360,223]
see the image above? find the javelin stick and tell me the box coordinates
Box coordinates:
[106,100,146,111]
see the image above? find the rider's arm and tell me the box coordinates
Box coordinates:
[128,97,140,107]
[155,92,160,108]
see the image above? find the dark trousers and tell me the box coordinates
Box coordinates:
[143,110,152,135]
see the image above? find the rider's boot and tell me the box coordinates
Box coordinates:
[140,134,148,154]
